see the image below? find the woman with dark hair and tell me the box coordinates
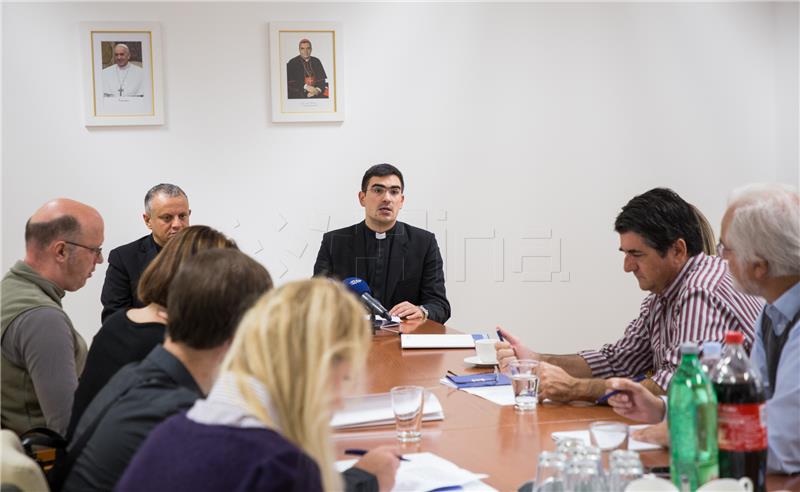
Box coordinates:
[65,225,237,439]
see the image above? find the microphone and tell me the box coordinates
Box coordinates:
[343,277,394,322]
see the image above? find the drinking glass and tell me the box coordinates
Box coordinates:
[609,449,640,468]
[508,359,539,411]
[564,459,604,492]
[609,456,644,492]
[576,446,605,479]
[556,437,586,462]
[390,385,424,442]
[589,421,629,451]
[533,451,567,492]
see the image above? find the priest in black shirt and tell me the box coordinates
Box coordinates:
[313,164,450,323]
[99,184,190,322]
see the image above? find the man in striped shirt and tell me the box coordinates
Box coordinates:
[496,188,763,402]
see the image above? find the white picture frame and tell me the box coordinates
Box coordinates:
[81,22,164,126]
[270,21,344,123]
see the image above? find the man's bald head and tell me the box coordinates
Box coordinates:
[25,198,103,252]
[23,198,104,292]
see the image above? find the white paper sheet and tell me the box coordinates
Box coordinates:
[336,452,496,492]
[550,426,663,451]
[440,377,516,406]
[463,385,517,406]
[331,392,444,429]
[401,334,478,349]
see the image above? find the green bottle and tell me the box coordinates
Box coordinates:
[668,342,719,491]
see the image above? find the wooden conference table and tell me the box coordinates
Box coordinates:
[333,321,800,492]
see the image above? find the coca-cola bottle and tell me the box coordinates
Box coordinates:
[712,331,767,492]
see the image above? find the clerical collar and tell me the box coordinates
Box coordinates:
[365,223,396,240]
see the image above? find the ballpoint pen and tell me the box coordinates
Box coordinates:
[344,448,409,461]
[495,330,505,381]
[595,374,647,404]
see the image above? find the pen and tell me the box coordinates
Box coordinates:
[496,329,505,342]
[344,448,409,461]
[595,374,647,404]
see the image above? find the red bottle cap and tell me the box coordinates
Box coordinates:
[724,331,744,344]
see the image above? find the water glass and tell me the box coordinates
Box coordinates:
[608,456,643,492]
[508,359,539,411]
[556,437,586,462]
[533,451,567,492]
[609,449,640,468]
[390,385,424,442]
[576,446,605,478]
[589,421,629,451]
[565,459,604,492]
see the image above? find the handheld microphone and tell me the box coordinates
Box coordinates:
[343,277,394,322]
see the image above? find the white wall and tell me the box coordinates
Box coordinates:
[3,2,798,352]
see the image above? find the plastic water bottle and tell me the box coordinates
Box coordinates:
[668,342,719,491]
[701,342,722,377]
[712,331,767,492]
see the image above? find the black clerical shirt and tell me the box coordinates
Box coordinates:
[362,224,396,304]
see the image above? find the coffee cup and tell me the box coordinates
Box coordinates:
[474,339,497,364]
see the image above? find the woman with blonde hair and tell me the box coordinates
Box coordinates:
[690,203,717,256]
[117,278,400,492]
[66,225,237,439]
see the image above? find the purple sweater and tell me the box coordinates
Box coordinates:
[115,412,323,492]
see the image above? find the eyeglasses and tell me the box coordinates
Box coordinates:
[64,240,103,258]
[716,241,731,257]
[366,185,402,197]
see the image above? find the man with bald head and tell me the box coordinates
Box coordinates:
[101,42,144,98]
[1,199,104,435]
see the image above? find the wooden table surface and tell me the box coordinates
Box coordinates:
[333,320,800,492]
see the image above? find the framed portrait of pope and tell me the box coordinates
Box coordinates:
[270,22,344,122]
[81,22,164,126]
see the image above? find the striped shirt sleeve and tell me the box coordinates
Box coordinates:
[579,296,656,380]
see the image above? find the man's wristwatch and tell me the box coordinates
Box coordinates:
[418,305,429,321]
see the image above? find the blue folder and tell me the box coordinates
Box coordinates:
[445,372,511,388]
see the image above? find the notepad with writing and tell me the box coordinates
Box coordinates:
[330,391,444,429]
[401,333,490,349]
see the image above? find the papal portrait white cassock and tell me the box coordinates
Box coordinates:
[101,63,144,98]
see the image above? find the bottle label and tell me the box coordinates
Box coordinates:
[717,403,767,451]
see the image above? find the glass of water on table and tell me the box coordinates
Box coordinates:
[508,359,539,411]
[390,385,425,442]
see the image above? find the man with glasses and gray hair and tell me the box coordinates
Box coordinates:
[607,184,800,474]
[313,163,450,323]
[1,198,104,435]
[100,183,190,322]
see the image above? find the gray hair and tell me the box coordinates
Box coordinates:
[727,183,800,277]
[144,183,188,214]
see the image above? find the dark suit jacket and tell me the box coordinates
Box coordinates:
[100,234,160,323]
[63,345,201,492]
[313,221,450,323]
